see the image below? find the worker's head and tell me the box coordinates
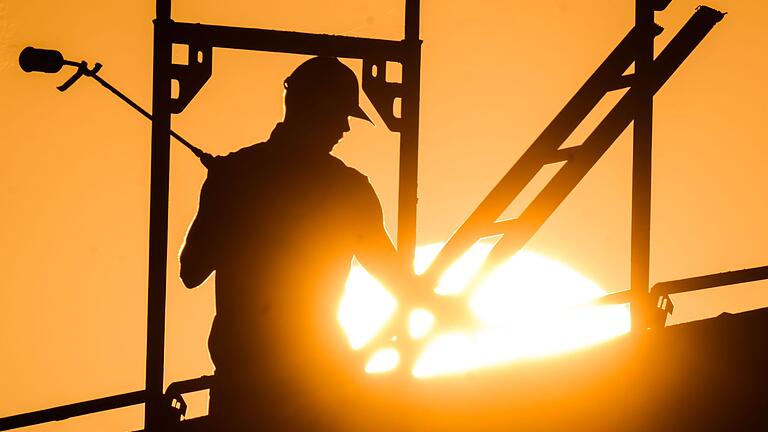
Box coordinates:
[282,56,371,150]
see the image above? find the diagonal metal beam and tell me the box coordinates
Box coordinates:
[422,6,725,296]
[470,6,725,291]
[421,26,648,284]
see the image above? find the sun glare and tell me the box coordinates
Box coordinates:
[338,242,631,378]
[338,261,397,350]
[365,348,401,374]
[408,308,436,339]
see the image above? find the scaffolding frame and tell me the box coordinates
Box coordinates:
[144,0,423,428]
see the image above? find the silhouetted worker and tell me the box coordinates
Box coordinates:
[180,57,417,430]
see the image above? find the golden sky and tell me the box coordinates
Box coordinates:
[1,0,767,430]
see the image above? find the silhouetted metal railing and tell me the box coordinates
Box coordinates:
[0,391,147,430]
[599,265,768,326]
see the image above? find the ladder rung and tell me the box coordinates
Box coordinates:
[492,218,517,234]
[479,219,519,239]
[595,289,635,305]
[545,148,577,163]
[606,73,635,91]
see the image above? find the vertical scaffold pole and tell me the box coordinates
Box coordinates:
[631,0,655,331]
[399,0,421,267]
[145,0,172,429]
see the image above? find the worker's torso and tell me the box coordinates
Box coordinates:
[206,139,370,381]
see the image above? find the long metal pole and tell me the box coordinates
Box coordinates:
[144,0,172,429]
[398,0,421,268]
[86,72,210,162]
[630,0,655,331]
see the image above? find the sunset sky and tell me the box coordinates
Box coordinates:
[2,0,767,430]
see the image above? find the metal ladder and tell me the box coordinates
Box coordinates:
[419,7,725,320]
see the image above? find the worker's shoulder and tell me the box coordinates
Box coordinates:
[206,142,270,174]
[221,142,271,163]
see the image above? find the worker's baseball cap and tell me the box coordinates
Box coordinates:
[283,56,372,124]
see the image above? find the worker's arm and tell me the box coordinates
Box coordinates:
[354,180,471,330]
[353,182,428,305]
[179,176,220,288]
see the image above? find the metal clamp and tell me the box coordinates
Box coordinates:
[57,61,102,92]
[362,58,403,132]
[650,293,675,328]
[169,42,213,114]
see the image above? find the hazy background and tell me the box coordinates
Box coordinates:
[1,0,766,429]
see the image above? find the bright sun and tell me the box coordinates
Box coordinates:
[337,241,631,378]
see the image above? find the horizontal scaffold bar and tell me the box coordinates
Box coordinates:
[0,390,146,431]
[165,20,410,61]
[653,266,768,296]
[597,265,768,305]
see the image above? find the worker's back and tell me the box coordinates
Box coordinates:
[187,124,384,429]
[207,124,376,371]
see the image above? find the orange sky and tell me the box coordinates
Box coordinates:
[1,0,767,430]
